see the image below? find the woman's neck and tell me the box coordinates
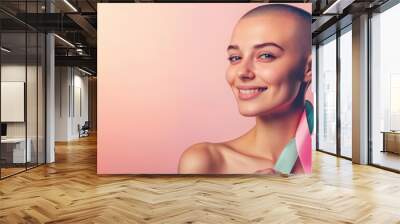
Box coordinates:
[250,105,304,162]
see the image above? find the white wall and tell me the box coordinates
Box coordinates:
[1,65,39,138]
[1,66,26,138]
[55,66,70,141]
[55,67,89,141]
[72,73,89,138]
[1,64,46,164]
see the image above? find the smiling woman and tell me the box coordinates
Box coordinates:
[178,4,313,175]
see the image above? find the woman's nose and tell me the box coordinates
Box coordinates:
[237,61,255,81]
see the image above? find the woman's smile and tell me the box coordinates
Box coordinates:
[237,85,268,100]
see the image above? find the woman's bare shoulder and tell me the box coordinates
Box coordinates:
[178,142,223,174]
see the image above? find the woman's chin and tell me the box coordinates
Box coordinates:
[238,108,262,117]
[238,105,278,117]
[236,99,274,117]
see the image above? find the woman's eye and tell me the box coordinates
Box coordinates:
[258,53,274,60]
[228,55,241,63]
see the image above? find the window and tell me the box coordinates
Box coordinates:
[339,27,352,158]
[317,35,337,154]
[370,3,400,171]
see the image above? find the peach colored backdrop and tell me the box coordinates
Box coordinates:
[97,3,312,174]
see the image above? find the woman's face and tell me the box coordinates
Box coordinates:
[226,12,310,117]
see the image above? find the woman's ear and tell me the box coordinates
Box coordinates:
[303,54,312,83]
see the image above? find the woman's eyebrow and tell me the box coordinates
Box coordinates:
[227,42,284,51]
[253,42,284,51]
[227,45,239,51]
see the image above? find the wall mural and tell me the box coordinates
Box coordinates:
[97,3,313,174]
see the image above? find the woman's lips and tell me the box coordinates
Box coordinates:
[237,86,267,100]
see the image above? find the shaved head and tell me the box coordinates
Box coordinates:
[241,4,311,23]
[237,4,311,55]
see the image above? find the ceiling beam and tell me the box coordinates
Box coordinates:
[67,13,97,36]
[323,0,356,14]
[55,55,96,69]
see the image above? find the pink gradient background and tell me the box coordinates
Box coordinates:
[97,3,312,174]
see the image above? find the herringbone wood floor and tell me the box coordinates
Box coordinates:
[1,134,400,224]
